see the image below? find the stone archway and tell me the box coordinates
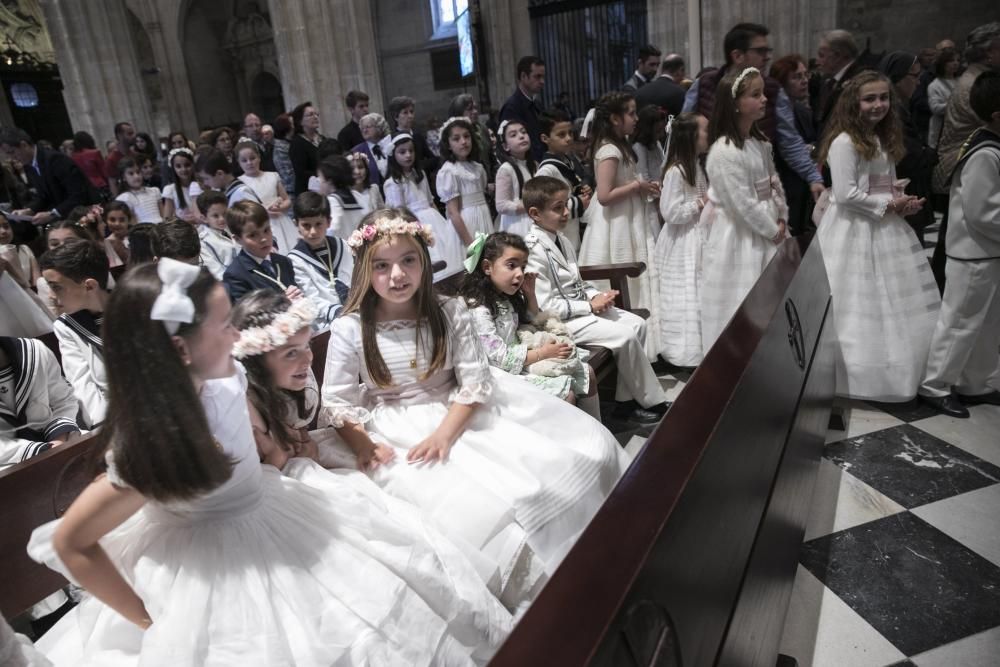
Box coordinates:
[249,70,284,123]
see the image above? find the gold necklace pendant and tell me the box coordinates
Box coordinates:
[409,358,417,369]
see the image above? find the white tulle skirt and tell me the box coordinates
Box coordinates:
[29,463,511,667]
[654,221,704,366]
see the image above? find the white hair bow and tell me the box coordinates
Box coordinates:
[151,258,201,334]
[663,114,676,158]
[580,108,596,139]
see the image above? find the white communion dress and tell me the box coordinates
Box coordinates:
[240,171,299,255]
[27,365,511,667]
[321,298,630,607]
[436,161,495,238]
[384,173,466,281]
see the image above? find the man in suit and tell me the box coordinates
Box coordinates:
[499,56,547,161]
[243,113,275,171]
[813,30,868,132]
[622,45,662,93]
[337,90,369,153]
[0,126,98,228]
[635,60,687,118]
[351,113,392,188]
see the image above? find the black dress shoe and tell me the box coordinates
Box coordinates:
[643,402,670,416]
[626,407,663,424]
[920,394,970,418]
[957,390,1000,406]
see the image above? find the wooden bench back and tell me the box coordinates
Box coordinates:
[0,433,103,618]
[490,236,835,666]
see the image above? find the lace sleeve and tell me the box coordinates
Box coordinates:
[494,163,523,216]
[470,303,528,374]
[659,166,702,226]
[319,316,373,428]
[705,139,781,239]
[444,298,495,404]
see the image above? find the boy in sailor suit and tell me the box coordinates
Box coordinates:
[523,176,668,424]
[0,336,81,465]
[39,238,109,428]
[288,192,354,331]
[919,73,1000,418]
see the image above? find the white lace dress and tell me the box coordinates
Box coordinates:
[28,365,511,667]
[384,173,465,281]
[321,298,629,606]
[494,159,533,237]
[579,142,661,359]
[816,133,941,401]
[654,163,708,366]
[240,171,298,255]
[699,137,788,352]
[436,161,494,238]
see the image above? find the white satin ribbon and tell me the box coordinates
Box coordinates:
[150,258,201,334]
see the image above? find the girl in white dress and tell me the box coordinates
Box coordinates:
[385,133,465,281]
[349,151,384,216]
[655,113,709,367]
[494,120,535,237]
[436,117,493,246]
[699,67,789,352]
[632,104,667,240]
[0,216,40,287]
[578,92,662,359]
[459,231,593,408]
[815,71,940,401]
[160,147,198,222]
[115,158,163,223]
[235,140,297,255]
[323,210,629,608]
[28,261,511,666]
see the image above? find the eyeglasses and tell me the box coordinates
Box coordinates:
[746,47,774,56]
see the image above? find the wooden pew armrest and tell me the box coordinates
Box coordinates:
[579,262,647,312]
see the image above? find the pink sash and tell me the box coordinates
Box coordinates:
[753,177,773,201]
[868,174,893,195]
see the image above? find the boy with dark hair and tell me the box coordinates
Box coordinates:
[522,176,668,424]
[288,191,354,331]
[222,200,300,303]
[194,148,262,208]
[39,238,109,427]
[337,90,371,152]
[153,219,201,265]
[536,108,593,250]
[194,190,238,279]
[920,71,1000,417]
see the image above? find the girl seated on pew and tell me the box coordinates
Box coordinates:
[27,260,510,665]
[321,208,629,608]
[459,231,596,415]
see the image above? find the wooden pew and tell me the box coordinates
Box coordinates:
[490,235,835,666]
[0,433,103,619]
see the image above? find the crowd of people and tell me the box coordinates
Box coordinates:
[1,18,999,666]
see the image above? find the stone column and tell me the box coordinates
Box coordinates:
[38,0,154,146]
[478,0,531,112]
[125,0,199,138]
[268,0,383,138]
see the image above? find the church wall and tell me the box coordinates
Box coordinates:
[836,0,997,54]
[181,0,243,130]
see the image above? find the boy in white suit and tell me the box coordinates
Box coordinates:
[523,175,668,424]
[920,72,1000,418]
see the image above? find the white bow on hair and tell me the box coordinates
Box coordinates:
[151,258,201,334]
[579,108,596,139]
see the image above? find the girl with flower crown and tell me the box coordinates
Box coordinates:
[161,147,200,222]
[27,260,511,665]
[324,208,629,609]
[699,67,789,352]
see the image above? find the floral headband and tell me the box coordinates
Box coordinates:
[232,298,317,359]
[440,116,468,135]
[167,147,193,162]
[731,67,760,98]
[347,215,435,253]
[350,151,370,164]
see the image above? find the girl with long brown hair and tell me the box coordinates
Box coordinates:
[815,70,940,401]
[322,208,628,609]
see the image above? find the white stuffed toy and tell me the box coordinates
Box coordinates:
[517,311,587,378]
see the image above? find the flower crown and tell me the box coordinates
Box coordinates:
[347,215,435,252]
[350,151,370,164]
[731,67,760,98]
[232,298,317,359]
[440,116,469,136]
[167,146,193,162]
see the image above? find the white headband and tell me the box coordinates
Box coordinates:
[440,116,467,136]
[167,147,193,162]
[731,67,760,98]
[580,108,596,139]
[391,133,414,147]
[150,258,200,335]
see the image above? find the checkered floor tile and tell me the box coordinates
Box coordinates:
[779,398,1000,666]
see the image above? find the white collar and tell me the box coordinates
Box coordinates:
[633,70,648,83]
[834,60,854,82]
